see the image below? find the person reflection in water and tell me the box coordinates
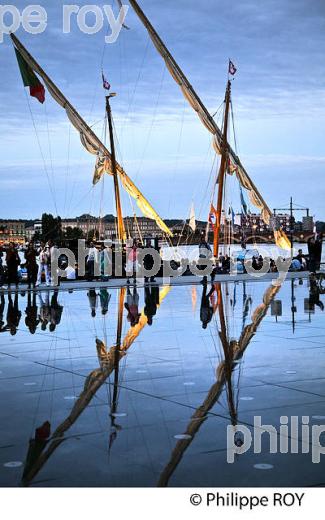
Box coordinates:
[309,275,324,311]
[125,285,141,327]
[144,285,159,326]
[49,290,63,332]
[99,288,110,316]
[25,293,39,334]
[0,294,5,333]
[88,289,97,318]
[6,292,21,335]
[38,292,50,331]
[200,283,215,329]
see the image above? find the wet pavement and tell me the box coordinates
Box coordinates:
[0,275,325,487]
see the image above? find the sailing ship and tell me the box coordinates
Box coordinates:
[11,0,291,264]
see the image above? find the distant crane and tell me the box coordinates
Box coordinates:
[273,197,310,250]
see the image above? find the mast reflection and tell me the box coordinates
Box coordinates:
[158,281,282,487]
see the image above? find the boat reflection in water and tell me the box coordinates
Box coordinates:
[20,285,171,486]
[0,275,324,487]
[158,280,282,487]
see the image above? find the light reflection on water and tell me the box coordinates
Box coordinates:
[0,276,324,487]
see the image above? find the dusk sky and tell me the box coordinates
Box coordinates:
[0,0,324,222]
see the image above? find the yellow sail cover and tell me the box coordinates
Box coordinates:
[274,228,292,251]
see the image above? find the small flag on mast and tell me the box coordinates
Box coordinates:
[14,48,45,104]
[209,204,218,231]
[102,72,111,90]
[228,60,237,76]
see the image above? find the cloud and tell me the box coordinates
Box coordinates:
[0,0,324,220]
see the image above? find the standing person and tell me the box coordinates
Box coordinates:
[0,248,5,288]
[126,239,138,284]
[47,240,57,286]
[24,242,38,288]
[211,251,225,281]
[314,233,323,272]
[307,236,317,274]
[87,242,98,281]
[198,235,212,284]
[252,256,260,271]
[143,238,156,284]
[36,242,50,287]
[6,242,20,288]
[100,244,111,282]
[222,254,231,274]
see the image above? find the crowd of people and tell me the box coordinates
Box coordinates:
[0,234,323,289]
[0,240,57,289]
[196,234,323,280]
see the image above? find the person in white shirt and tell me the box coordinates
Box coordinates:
[36,242,50,287]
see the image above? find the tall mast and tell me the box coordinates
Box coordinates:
[106,94,126,242]
[213,80,232,257]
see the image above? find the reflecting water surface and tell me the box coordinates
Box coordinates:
[0,276,325,487]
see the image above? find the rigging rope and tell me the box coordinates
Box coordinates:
[44,101,57,214]
[62,125,71,219]
[25,91,59,216]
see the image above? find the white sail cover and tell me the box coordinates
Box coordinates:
[11,33,173,238]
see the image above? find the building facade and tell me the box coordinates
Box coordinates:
[0,220,27,245]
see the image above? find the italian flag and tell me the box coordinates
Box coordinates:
[14,48,45,104]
